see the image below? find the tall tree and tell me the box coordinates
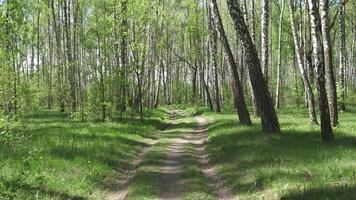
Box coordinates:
[242,0,260,117]
[63,0,77,112]
[308,0,334,142]
[210,0,252,126]
[339,0,347,111]
[120,0,128,119]
[250,0,256,43]
[275,0,285,109]
[289,0,318,124]
[226,0,280,133]
[208,5,221,112]
[320,0,339,126]
[261,0,270,84]
[51,0,65,112]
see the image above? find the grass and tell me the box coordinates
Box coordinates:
[0,109,168,200]
[2,105,355,200]
[203,106,356,200]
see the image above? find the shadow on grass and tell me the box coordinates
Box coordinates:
[0,177,86,200]
[205,114,356,199]
[281,184,356,200]
[1,109,170,199]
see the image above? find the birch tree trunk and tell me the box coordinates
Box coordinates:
[339,0,347,111]
[261,0,270,84]
[308,0,334,142]
[320,0,339,126]
[120,0,128,118]
[289,0,318,124]
[51,0,65,112]
[275,0,285,109]
[208,5,221,112]
[244,0,260,117]
[250,0,256,44]
[64,0,77,112]
[210,0,252,126]
[226,0,280,133]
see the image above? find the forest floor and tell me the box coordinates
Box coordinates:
[1,106,356,199]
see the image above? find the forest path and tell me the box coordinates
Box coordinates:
[159,114,235,200]
[188,116,235,200]
[159,111,186,200]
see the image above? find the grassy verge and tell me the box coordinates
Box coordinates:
[0,109,168,200]
[202,107,356,200]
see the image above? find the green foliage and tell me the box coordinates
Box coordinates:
[289,75,305,107]
[346,91,356,106]
[0,117,30,149]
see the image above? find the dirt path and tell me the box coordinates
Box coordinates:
[159,137,187,200]
[159,115,235,200]
[108,113,235,200]
[159,114,185,200]
[189,116,235,200]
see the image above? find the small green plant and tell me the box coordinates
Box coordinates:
[0,117,31,149]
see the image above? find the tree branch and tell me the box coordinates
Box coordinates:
[329,0,349,29]
[164,42,193,68]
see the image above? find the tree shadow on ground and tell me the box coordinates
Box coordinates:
[0,177,86,200]
[205,113,356,199]
[1,110,170,199]
[281,184,356,200]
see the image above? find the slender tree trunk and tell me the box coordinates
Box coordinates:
[120,0,128,119]
[208,4,221,112]
[308,0,334,142]
[192,67,198,104]
[275,0,285,109]
[64,0,77,112]
[339,0,346,111]
[246,0,260,117]
[289,0,318,124]
[200,66,214,111]
[320,0,339,126]
[226,0,280,133]
[261,0,270,84]
[250,0,256,43]
[47,0,53,109]
[51,0,65,112]
[96,26,105,121]
[351,26,355,91]
[36,0,41,85]
[210,0,252,126]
